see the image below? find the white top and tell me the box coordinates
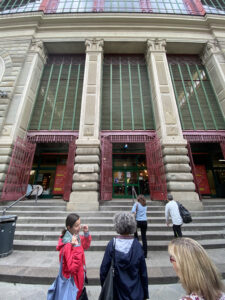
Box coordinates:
[165,200,183,225]
[131,202,147,221]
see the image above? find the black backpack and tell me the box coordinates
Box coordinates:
[176,201,192,224]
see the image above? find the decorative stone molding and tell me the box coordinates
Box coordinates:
[146,38,166,53]
[85,38,104,53]
[30,39,47,64]
[201,40,221,64]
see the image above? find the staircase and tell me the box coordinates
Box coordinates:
[0,198,224,285]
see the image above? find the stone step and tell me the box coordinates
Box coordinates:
[13,215,225,224]
[13,238,225,251]
[0,249,224,285]
[4,209,225,218]
[15,222,225,232]
[14,229,225,241]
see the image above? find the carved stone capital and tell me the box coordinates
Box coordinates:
[146,38,166,53]
[85,38,104,53]
[30,39,47,63]
[201,40,221,64]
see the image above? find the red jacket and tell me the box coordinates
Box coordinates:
[56,234,92,300]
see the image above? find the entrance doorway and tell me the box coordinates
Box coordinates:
[29,143,68,198]
[112,143,149,198]
[191,143,225,198]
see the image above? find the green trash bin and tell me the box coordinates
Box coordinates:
[0,215,17,258]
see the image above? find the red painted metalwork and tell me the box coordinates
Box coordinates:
[100,131,167,201]
[39,0,59,13]
[186,142,202,200]
[140,0,152,12]
[182,0,205,15]
[27,131,78,143]
[63,140,77,201]
[145,136,167,201]
[183,130,225,143]
[101,136,113,201]
[93,0,104,12]
[1,137,36,201]
[184,131,225,199]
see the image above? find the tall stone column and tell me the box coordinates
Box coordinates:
[146,39,202,209]
[67,38,104,211]
[0,39,47,193]
[201,40,225,117]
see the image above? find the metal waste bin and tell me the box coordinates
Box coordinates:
[0,215,17,258]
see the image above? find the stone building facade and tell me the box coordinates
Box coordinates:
[0,1,224,210]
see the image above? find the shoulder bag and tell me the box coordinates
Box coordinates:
[47,251,78,300]
[98,238,116,300]
[176,201,192,224]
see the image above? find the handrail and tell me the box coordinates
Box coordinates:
[2,185,40,215]
[132,186,137,204]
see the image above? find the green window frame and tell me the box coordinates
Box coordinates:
[29,55,85,131]
[168,55,225,130]
[101,55,155,130]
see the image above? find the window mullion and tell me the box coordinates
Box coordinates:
[169,64,185,129]
[186,63,207,130]
[177,63,196,130]
[60,62,72,130]
[49,63,63,130]
[195,64,218,130]
[128,62,134,130]
[119,61,123,130]
[38,64,54,130]
[137,64,146,130]
[72,64,81,130]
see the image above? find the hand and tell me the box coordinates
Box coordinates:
[82,224,89,233]
[71,235,78,245]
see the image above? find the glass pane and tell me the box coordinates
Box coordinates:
[127,185,138,196]
[127,171,138,184]
[113,185,125,196]
[113,171,125,183]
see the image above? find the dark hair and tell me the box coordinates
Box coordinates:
[61,213,80,236]
[137,194,146,206]
[167,194,173,201]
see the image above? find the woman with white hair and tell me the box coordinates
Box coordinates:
[100,212,149,300]
[168,237,225,300]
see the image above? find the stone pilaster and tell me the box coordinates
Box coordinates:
[67,38,104,211]
[146,39,201,209]
[0,39,47,193]
[201,40,225,117]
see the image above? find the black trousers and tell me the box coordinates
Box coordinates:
[172,224,182,238]
[134,220,147,257]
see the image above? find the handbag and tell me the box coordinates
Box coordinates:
[176,201,192,224]
[47,252,78,300]
[98,239,116,300]
[79,286,89,300]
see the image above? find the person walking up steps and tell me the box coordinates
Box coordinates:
[165,194,183,238]
[131,194,148,258]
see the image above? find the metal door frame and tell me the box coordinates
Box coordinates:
[100,130,167,201]
[183,130,225,198]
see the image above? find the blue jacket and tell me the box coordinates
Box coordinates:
[100,238,149,300]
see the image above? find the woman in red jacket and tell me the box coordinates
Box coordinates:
[56,213,92,299]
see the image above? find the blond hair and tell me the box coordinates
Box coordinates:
[168,238,225,300]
